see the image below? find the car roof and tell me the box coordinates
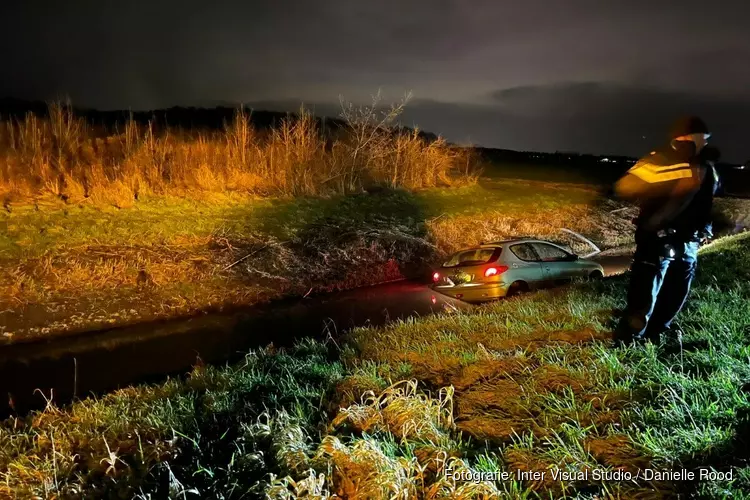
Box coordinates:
[476,238,552,248]
[448,239,587,260]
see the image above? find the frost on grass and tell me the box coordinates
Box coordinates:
[330,379,455,443]
[268,379,515,499]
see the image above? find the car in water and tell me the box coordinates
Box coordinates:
[430,238,604,303]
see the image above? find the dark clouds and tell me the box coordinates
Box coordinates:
[429,83,750,161]
[247,82,750,161]
[1,0,749,160]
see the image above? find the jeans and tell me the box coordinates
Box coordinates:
[615,231,699,343]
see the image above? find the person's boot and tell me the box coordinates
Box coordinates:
[612,326,636,348]
[613,316,649,348]
[661,323,685,355]
[642,330,661,345]
[612,333,634,348]
[644,323,684,354]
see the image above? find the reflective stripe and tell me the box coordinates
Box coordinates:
[636,161,691,171]
[651,164,693,173]
[628,161,694,183]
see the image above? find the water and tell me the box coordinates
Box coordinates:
[0,255,631,417]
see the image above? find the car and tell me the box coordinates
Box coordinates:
[430,238,604,303]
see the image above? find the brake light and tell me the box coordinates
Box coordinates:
[432,272,440,282]
[485,266,508,277]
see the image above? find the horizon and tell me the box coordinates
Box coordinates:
[0,95,649,160]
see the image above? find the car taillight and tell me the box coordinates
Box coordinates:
[485,266,508,277]
[432,272,440,282]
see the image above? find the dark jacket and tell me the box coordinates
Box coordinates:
[614,141,718,241]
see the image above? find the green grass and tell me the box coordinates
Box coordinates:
[480,161,621,186]
[0,182,594,260]
[411,180,597,219]
[2,232,749,498]
[0,339,344,498]
[337,232,750,498]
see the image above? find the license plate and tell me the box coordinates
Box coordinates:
[452,271,474,284]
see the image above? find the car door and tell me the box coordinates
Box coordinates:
[531,243,576,285]
[507,243,545,288]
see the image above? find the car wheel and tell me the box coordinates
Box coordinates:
[589,270,604,280]
[507,281,529,297]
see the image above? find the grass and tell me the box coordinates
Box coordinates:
[1,232,749,498]
[0,339,345,498]
[0,172,641,341]
[331,232,750,498]
[0,182,594,261]
[480,161,618,186]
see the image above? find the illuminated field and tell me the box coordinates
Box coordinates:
[0,175,640,340]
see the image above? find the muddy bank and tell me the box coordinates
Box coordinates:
[0,280,466,417]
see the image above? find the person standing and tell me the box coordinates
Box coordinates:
[613,116,720,346]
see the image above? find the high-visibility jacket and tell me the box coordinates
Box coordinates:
[614,142,718,239]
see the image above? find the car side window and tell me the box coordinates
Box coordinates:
[510,244,539,262]
[532,243,569,262]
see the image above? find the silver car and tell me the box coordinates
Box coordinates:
[430,238,604,303]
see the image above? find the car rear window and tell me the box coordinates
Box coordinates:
[442,247,500,267]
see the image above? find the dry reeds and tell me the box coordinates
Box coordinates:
[0,101,476,205]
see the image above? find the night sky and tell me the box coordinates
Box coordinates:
[2,1,749,161]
